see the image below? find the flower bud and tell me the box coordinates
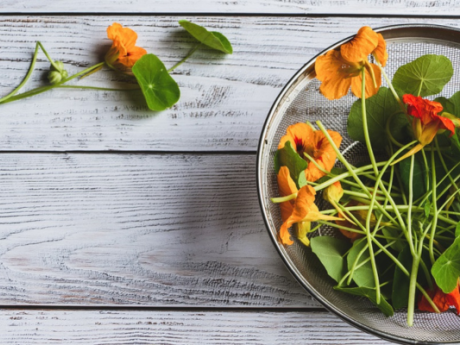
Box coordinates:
[323,181,344,204]
[47,61,68,85]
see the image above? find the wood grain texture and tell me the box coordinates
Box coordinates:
[0,0,459,15]
[0,309,389,344]
[0,152,320,307]
[0,16,460,152]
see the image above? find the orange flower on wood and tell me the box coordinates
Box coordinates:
[418,284,460,314]
[105,23,147,72]
[315,26,387,100]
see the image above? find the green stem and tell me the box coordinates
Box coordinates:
[168,43,201,73]
[381,67,404,110]
[407,254,421,326]
[0,42,40,103]
[361,68,378,177]
[0,62,106,104]
[421,148,430,193]
[37,41,61,72]
[56,85,140,91]
[429,145,438,265]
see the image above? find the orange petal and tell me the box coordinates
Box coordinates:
[446,286,460,314]
[350,63,381,99]
[277,166,298,221]
[341,26,379,63]
[315,50,357,100]
[372,33,388,67]
[278,134,295,150]
[304,129,342,182]
[116,46,147,68]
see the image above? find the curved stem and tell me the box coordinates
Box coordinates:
[0,62,105,104]
[168,43,201,72]
[0,42,40,103]
[361,68,378,177]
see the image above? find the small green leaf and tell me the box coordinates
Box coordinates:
[392,54,453,97]
[334,286,394,317]
[347,238,375,288]
[392,244,411,310]
[132,54,180,111]
[456,222,460,238]
[311,236,351,283]
[424,198,432,219]
[432,236,460,293]
[179,20,233,54]
[435,92,460,153]
[347,87,408,150]
[382,227,405,252]
[274,141,308,189]
[398,152,427,200]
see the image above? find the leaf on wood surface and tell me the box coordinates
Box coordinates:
[132,54,180,111]
[179,20,233,54]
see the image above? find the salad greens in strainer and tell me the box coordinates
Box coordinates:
[271,26,460,327]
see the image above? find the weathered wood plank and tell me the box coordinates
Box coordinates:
[0,152,320,307]
[0,16,459,151]
[0,309,389,344]
[0,0,458,16]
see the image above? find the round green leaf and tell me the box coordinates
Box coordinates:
[392,54,453,97]
[132,54,180,111]
[179,20,233,54]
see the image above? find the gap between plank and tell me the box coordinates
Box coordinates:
[0,12,460,19]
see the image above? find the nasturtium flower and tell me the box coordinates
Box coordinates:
[278,184,339,245]
[418,283,460,314]
[277,167,315,246]
[277,166,298,222]
[393,94,455,164]
[304,129,342,182]
[105,23,147,72]
[278,123,342,182]
[315,26,387,100]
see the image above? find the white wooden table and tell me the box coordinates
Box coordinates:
[0,2,459,344]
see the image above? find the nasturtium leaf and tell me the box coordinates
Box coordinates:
[311,236,351,283]
[132,54,180,111]
[382,227,405,252]
[347,238,375,288]
[179,20,233,54]
[392,54,453,97]
[432,236,460,293]
[298,171,308,188]
[398,152,427,200]
[424,198,432,219]
[347,87,409,150]
[334,286,394,317]
[392,244,411,310]
[274,141,308,189]
[456,222,460,238]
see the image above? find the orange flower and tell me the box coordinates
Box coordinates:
[418,284,460,314]
[315,26,387,100]
[304,129,342,182]
[393,95,455,164]
[277,166,298,222]
[278,184,339,245]
[105,23,147,72]
[278,123,342,182]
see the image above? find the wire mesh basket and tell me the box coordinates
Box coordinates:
[256,24,460,344]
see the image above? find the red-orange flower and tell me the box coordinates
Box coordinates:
[393,94,455,164]
[278,123,342,182]
[418,284,460,314]
[105,23,147,72]
[315,26,387,100]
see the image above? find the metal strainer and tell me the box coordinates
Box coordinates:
[256,24,460,344]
